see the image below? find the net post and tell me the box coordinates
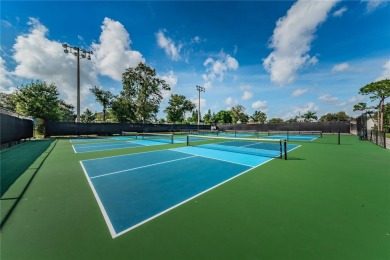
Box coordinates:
[287,131,289,141]
[338,130,340,145]
[186,135,189,146]
[320,131,323,138]
[279,140,282,159]
[284,139,287,160]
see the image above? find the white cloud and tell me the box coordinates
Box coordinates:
[191,36,201,44]
[159,70,177,99]
[203,50,239,82]
[203,81,212,90]
[263,0,339,85]
[363,0,387,12]
[12,18,98,107]
[0,56,14,92]
[337,95,366,107]
[319,94,338,103]
[376,59,390,81]
[156,29,182,61]
[332,62,350,72]
[292,88,309,97]
[333,7,347,17]
[225,97,233,105]
[252,100,267,109]
[93,17,145,81]
[241,91,253,101]
[1,20,12,28]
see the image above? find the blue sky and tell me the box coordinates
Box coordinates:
[1,0,389,121]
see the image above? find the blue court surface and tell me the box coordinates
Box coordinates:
[80,144,299,238]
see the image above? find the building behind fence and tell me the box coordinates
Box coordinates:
[1,108,34,149]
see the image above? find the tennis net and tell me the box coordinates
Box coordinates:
[268,130,322,137]
[186,135,287,159]
[138,133,174,144]
[222,130,260,138]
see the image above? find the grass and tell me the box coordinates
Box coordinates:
[0,135,389,259]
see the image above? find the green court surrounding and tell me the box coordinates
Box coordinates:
[0,134,389,259]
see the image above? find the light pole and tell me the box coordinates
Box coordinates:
[196,85,205,129]
[62,43,93,123]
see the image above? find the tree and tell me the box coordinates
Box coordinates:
[285,116,299,123]
[164,94,196,123]
[251,110,267,123]
[90,86,114,122]
[268,118,284,124]
[58,100,75,122]
[302,111,318,122]
[187,110,200,124]
[356,79,390,131]
[230,105,249,123]
[15,81,62,120]
[319,111,350,122]
[214,110,232,124]
[203,109,213,124]
[121,63,170,123]
[0,92,17,111]
[80,108,95,123]
[110,96,135,122]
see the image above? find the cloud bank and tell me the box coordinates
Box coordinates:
[263,0,339,85]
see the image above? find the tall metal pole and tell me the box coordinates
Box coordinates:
[62,43,93,123]
[76,48,81,123]
[196,85,205,129]
[198,89,200,126]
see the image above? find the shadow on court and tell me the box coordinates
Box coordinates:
[0,139,57,228]
[0,139,55,197]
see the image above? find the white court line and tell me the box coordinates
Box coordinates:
[90,155,197,179]
[80,161,117,238]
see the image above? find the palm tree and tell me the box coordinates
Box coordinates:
[303,111,318,122]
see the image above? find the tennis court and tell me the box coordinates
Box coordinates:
[81,139,299,237]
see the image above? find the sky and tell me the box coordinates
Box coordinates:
[1,0,390,121]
